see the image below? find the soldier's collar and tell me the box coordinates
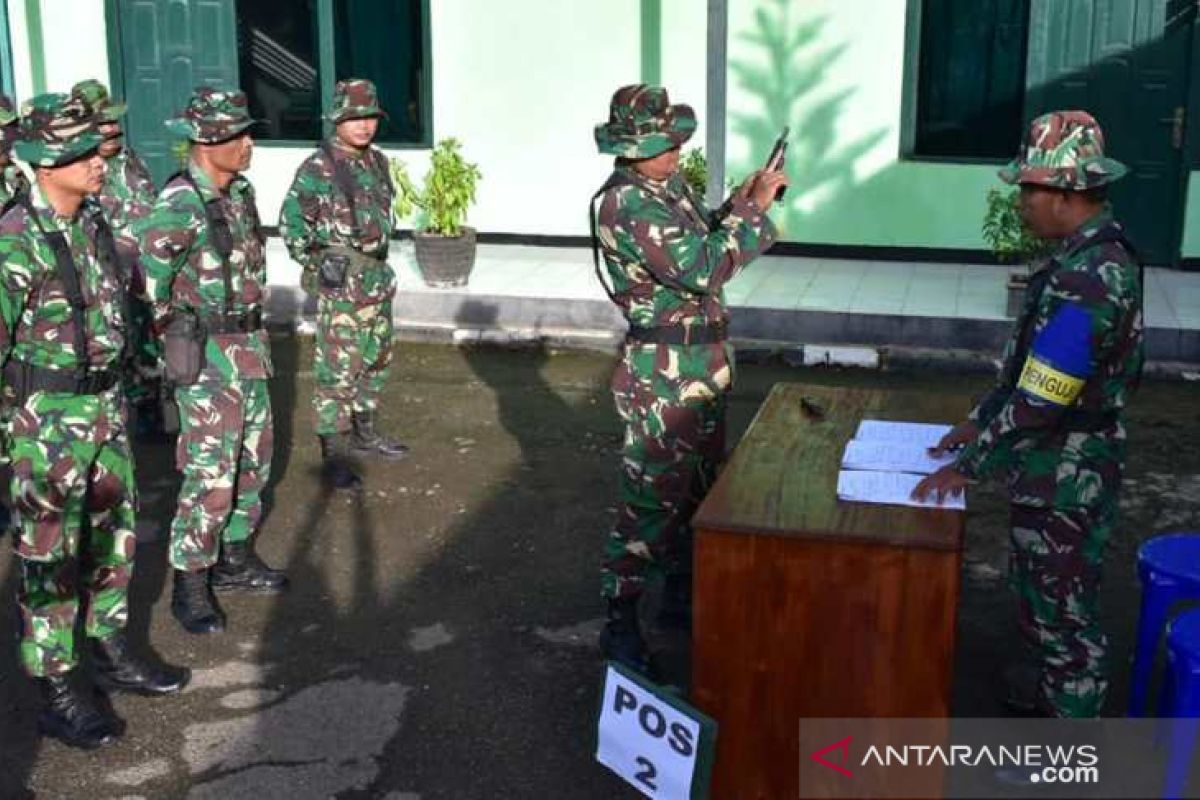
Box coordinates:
[618,164,681,197]
[329,137,367,159]
[31,181,80,226]
[187,161,226,199]
[1057,207,1116,260]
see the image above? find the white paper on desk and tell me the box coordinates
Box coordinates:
[841,439,956,475]
[837,469,965,510]
[855,419,953,449]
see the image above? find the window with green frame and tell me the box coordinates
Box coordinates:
[913,0,1030,160]
[236,0,429,145]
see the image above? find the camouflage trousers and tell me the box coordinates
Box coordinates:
[171,378,273,571]
[601,342,732,599]
[313,296,394,436]
[7,389,136,677]
[1010,500,1116,718]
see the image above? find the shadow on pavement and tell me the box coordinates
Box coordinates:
[227,300,640,798]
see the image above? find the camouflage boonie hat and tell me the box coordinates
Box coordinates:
[595,84,696,159]
[14,93,103,167]
[0,94,17,127]
[165,86,257,143]
[71,78,127,123]
[999,110,1127,191]
[326,78,387,123]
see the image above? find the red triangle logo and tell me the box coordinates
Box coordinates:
[810,735,854,778]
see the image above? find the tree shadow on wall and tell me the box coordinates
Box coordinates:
[728,1,889,237]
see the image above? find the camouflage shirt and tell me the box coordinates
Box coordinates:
[0,163,29,207]
[0,184,126,372]
[279,138,395,304]
[957,208,1143,508]
[95,147,156,266]
[594,165,776,330]
[134,163,272,381]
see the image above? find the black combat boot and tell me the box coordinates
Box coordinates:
[211,541,288,593]
[36,670,125,749]
[320,434,362,490]
[170,569,226,634]
[656,573,693,631]
[350,411,410,460]
[90,631,191,695]
[599,596,654,678]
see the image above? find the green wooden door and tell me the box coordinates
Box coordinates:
[107,0,239,185]
[1024,0,1194,265]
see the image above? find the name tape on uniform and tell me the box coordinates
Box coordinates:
[595,662,716,799]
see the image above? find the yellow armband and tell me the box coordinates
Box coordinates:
[1016,355,1084,406]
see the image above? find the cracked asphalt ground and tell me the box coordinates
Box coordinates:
[0,338,1197,799]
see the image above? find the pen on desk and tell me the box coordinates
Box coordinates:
[800,396,826,419]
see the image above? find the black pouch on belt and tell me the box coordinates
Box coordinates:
[162,313,206,386]
[319,252,350,290]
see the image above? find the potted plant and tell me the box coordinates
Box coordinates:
[390,138,482,288]
[680,147,708,196]
[981,187,1053,317]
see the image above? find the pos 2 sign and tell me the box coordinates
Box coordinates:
[595,662,717,799]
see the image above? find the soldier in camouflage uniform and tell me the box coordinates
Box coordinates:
[915,111,1143,718]
[72,78,166,438]
[134,87,286,635]
[590,85,786,673]
[0,94,30,204]
[0,94,188,750]
[0,94,26,534]
[279,78,408,491]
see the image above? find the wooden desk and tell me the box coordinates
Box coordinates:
[691,382,969,799]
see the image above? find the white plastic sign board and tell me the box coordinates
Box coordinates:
[595,661,717,799]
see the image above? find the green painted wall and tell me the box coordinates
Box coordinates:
[639,0,661,85]
[22,0,41,92]
[11,0,1194,256]
[1183,173,1200,258]
[784,161,1000,249]
[723,0,1009,251]
[726,0,1200,258]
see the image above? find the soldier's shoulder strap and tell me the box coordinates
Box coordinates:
[81,201,132,359]
[171,169,234,315]
[320,141,361,239]
[588,172,637,305]
[591,170,692,302]
[0,189,25,222]
[81,201,122,278]
[370,146,394,195]
[590,170,703,303]
[17,193,89,378]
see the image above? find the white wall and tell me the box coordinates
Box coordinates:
[5,0,110,101]
[4,1,708,237]
[251,0,708,234]
[6,0,34,100]
[38,0,109,94]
